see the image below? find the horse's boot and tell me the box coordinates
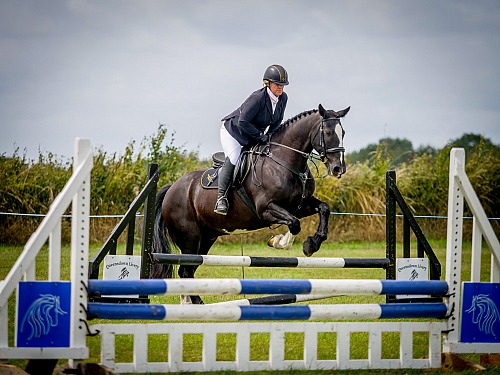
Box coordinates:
[214,158,235,215]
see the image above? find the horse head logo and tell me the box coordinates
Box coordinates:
[465,293,500,338]
[20,294,67,341]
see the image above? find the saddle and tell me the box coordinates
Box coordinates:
[201,150,258,216]
[200,151,251,189]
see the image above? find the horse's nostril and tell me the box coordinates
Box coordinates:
[333,166,341,175]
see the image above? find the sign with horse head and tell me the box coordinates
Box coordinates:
[16,281,71,347]
[461,282,500,343]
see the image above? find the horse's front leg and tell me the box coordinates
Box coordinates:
[296,197,330,257]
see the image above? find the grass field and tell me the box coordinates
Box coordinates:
[1,239,498,374]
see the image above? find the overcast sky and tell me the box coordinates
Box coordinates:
[1,0,499,162]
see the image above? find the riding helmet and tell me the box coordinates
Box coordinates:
[263,64,289,86]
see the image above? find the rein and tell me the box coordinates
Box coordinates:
[248,115,345,212]
[254,145,313,212]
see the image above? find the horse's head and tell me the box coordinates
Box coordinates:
[313,104,350,178]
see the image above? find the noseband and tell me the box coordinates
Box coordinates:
[317,117,345,162]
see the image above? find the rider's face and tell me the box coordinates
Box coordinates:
[269,82,284,97]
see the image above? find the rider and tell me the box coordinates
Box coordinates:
[214,64,289,215]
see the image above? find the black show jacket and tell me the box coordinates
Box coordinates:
[222,87,288,147]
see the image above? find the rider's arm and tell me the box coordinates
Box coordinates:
[237,92,267,143]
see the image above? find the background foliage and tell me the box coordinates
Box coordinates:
[1,127,498,244]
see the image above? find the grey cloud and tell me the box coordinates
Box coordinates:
[0,0,499,161]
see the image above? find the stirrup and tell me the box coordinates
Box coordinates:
[214,196,229,215]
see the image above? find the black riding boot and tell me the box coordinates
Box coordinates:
[214,157,235,215]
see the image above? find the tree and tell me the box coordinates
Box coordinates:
[347,137,415,166]
[447,133,498,155]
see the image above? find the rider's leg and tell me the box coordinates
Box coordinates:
[214,157,235,215]
[215,123,241,215]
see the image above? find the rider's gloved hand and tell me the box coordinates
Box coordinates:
[259,133,269,144]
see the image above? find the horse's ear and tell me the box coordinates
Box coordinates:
[318,104,326,116]
[337,106,350,118]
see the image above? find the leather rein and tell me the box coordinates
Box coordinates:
[251,116,345,211]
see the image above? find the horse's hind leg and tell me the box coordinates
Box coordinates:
[178,234,218,305]
[261,202,301,235]
[178,265,204,305]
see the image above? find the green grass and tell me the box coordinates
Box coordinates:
[1,240,498,374]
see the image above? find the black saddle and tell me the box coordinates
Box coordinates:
[200,151,251,189]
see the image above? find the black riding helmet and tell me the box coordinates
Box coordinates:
[263,64,289,86]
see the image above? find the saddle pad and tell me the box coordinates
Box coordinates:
[200,152,253,190]
[201,168,219,189]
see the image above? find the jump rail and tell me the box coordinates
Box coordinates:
[87,278,449,297]
[152,253,389,268]
[88,302,448,321]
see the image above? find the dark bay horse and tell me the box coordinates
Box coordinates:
[152,104,350,304]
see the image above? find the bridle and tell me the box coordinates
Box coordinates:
[249,115,345,211]
[265,116,345,163]
[316,117,345,163]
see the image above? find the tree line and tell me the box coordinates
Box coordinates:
[1,125,498,244]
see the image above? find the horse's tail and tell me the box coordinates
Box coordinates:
[150,184,173,279]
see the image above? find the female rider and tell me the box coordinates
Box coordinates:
[215,64,289,215]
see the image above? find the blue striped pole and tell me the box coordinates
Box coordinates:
[152,254,389,269]
[88,279,449,297]
[87,302,448,321]
[212,293,334,306]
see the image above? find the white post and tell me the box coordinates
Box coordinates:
[443,148,465,352]
[49,218,61,281]
[455,161,500,280]
[69,138,92,365]
[470,217,482,282]
[23,259,36,281]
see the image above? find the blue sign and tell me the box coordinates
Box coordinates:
[461,282,500,343]
[16,282,71,347]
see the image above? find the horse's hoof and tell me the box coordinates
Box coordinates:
[267,234,283,248]
[180,295,205,305]
[191,296,205,305]
[289,220,301,235]
[180,295,192,305]
[302,237,317,257]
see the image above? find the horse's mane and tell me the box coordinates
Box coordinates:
[274,109,318,135]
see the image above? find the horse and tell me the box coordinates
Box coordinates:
[151,104,350,304]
